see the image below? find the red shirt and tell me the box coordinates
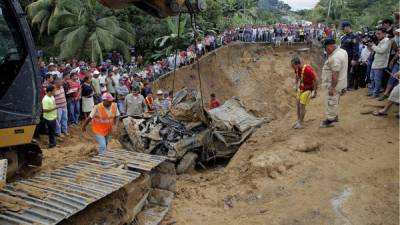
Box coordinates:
[209,99,221,109]
[296,65,317,92]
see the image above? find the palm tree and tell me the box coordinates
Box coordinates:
[154,16,188,49]
[50,0,135,63]
[152,16,191,59]
[26,0,56,34]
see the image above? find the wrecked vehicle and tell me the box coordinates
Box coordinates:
[119,88,264,174]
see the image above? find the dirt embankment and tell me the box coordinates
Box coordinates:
[154,43,323,119]
[158,43,399,225]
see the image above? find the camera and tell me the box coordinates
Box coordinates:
[361,28,378,45]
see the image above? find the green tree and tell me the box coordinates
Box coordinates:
[26,0,56,34]
[152,16,190,59]
[49,0,135,62]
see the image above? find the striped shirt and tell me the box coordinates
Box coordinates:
[54,86,67,107]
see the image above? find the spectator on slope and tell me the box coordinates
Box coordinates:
[42,85,59,148]
[39,61,48,80]
[125,87,145,117]
[116,77,130,115]
[367,28,392,98]
[291,56,318,129]
[106,72,116,97]
[380,39,400,101]
[357,43,372,88]
[142,82,152,97]
[66,73,81,126]
[81,76,95,119]
[48,63,62,79]
[54,77,69,137]
[372,71,400,117]
[320,38,348,128]
[154,90,169,115]
[92,71,102,104]
[209,93,221,110]
[340,21,359,91]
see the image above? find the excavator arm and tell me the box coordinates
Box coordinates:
[98,0,207,18]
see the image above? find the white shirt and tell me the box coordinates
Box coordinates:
[371,37,392,69]
[99,74,107,84]
[322,48,349,91]
[360,47,371,63]
[112,74,121,88]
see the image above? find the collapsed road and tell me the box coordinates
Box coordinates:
[119,88,265,174]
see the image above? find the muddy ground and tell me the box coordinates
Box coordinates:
[29,43,398,225]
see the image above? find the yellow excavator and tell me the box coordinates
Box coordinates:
[0,0,205,184]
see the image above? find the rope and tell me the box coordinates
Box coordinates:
[171,11,182,99]
[185,1,205,110]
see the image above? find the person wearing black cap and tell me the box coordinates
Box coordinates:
[320,38,349,128]
[340,21,359,90]
[42,85,59,148]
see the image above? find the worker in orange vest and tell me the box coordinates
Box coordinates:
[82,93,120,154]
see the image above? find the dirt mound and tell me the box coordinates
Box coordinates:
[154,43,323,119]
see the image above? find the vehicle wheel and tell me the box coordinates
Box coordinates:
[176,152,198,174]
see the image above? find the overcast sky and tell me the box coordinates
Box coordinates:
[284,0,319,10]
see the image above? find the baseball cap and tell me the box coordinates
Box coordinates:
[102,93,114,101]
[157,89,163,95]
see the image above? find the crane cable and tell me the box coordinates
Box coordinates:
[185,0,205,111]
[171,10,182,99]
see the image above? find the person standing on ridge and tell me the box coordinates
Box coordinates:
[291,56,318,129]
[320,38,349,128]
[340,21,359,91]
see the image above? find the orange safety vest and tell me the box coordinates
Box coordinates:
[92,103,117,135]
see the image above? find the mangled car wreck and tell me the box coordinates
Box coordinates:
[119,88,264,174]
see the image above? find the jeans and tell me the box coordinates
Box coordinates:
[56,106,68,135]
[44,119,57,146]
[68,99,80,124]
[95,134,109,154]
[369,68,385,97]
[117,100,125,114]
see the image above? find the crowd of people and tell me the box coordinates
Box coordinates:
[291,12,400,129]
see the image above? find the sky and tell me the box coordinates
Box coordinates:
[283,0,319,11]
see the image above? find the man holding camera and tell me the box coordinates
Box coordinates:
[367,28,392,98]
[340,21,359,91]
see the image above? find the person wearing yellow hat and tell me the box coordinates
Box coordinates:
[82,92,120,154]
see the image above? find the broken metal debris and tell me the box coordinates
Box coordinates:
[120,89,264,174]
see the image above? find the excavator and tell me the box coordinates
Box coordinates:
[0,0,206,184]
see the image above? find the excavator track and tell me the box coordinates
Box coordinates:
[0,149,175,225]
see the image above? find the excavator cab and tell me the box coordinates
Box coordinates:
[0,0,42,178]
[98,0,207,18]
